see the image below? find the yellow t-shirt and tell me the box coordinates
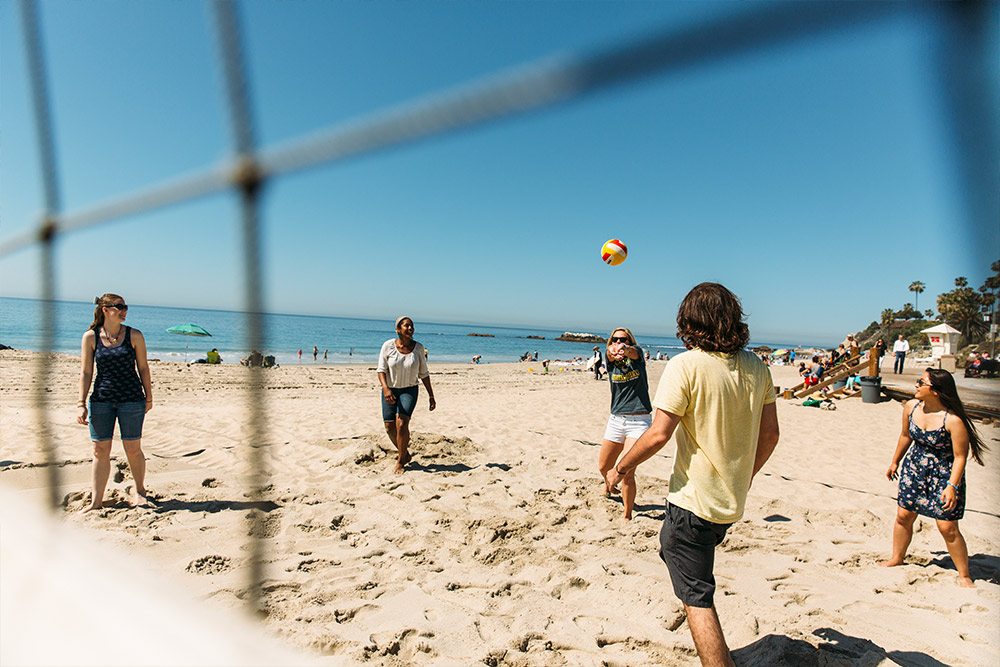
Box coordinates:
[652,349,775,524]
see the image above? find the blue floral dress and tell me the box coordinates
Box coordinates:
[897,402,964,520]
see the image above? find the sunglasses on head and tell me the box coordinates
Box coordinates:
[610,336,630,343]
[105,303,128,311]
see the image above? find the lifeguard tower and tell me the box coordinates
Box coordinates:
[920,322,961,371]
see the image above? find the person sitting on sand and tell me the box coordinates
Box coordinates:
[76,294,153,513]
[377,317,436,473]
[803,356,822,387]
[881,369,988,587]
[206,348,221,364]
[597,327,652,522]
[845,373,862,392]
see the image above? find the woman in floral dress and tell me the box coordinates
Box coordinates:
[881,369,987,587]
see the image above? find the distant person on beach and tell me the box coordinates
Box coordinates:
[298,349,302,362]
[206,348,221,364]
[881,369,987,588]
[832,344,847,365]
[606,283,779,665]
[377,317,436,474]
[875,338,887,371]
[847,335,860,360]
[76,294,153,513]
[324,349,328,362]
[803,356,822,387]
[597,327,652,522]
[313,346,318,362]
[591,346,603,380]
[893,335,909,374]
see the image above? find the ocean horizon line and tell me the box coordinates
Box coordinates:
[0,295,832,349]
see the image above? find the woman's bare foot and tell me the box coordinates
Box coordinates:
[879,558,904,567]
[131,490,149,507]
[77,503,102,515]
[958,576,976,588]
[394,451,411,474]
[622,513,632,522]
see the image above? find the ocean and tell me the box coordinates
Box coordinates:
[0,297,793,366]
[0,297,808,364]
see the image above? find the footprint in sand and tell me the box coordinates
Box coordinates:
[287,558,340,573]
[186,555,232,575]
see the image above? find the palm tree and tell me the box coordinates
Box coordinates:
[909,281,925,312]
[881,308,894,325]
[955,276,968,288]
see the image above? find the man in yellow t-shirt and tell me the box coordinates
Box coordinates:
[607,283,779,667]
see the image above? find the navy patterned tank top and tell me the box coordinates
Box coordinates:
[91,326,145,403]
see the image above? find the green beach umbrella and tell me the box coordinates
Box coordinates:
[166,324,212,363]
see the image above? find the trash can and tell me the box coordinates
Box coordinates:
[859,376,882,404]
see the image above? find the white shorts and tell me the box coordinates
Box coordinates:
[603,413,652,443]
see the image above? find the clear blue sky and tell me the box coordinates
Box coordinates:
[2,1,997,346]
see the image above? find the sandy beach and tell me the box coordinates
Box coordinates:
[2,350,998,666]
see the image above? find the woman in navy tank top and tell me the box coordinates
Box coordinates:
[76,293,153,513]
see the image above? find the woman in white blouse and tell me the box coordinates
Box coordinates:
[377,316,436,473]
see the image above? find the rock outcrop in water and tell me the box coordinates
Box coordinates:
[555,332,605,343]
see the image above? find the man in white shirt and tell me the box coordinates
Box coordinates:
[892,335,910,374]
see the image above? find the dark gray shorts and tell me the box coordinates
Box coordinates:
[659,502,732,608]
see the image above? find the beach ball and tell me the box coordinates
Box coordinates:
[601,239,628,266]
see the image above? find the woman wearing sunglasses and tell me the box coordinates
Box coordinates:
[882,369,987,587]
[76,293,153,513]
[597,327,652,521]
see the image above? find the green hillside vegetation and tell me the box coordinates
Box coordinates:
[855,260,999,358]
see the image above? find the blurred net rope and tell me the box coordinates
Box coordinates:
[5,0,996,616]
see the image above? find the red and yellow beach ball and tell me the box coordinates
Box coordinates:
[601,239,628,266]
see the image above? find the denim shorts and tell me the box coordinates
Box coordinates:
[88,400,146,442]
[381,386,418,422]
[603,412,652,443]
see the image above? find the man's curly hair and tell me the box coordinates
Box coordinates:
[676,283,749,354]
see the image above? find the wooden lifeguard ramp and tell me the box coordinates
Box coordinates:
[783,350,879,400]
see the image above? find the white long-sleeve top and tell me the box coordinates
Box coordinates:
[893,339,910,353]
[377,339,429,388]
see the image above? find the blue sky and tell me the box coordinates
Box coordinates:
[1,1,997,346]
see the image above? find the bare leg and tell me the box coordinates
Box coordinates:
[598,439,624,495]
[937,519,975,588]
[122,439,148,506]
[684,604,734,667]
[383,420,397,448]
[620,436,640,520]
[394,415,411,473]
[880,507,917,566]
[78,441,112,514]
